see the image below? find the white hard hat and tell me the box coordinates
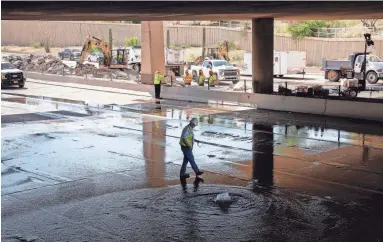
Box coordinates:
[190,118,198,126]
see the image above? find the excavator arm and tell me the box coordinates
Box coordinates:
[78,35,112,67]
[218,40,230,62]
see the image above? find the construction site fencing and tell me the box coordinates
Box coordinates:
[3,21,383,66]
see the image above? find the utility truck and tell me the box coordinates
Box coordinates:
[242,51,306,77]
[125,46,186,76]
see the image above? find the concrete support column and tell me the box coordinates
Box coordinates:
[252,18,274,94]
[141,21,166,84]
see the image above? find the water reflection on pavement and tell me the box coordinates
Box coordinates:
[2,93,383,241]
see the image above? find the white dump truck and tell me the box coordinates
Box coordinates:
[164,47,186,76]
[242,51,306,77]
[125,46,142,72]
[125,46,186,76]
[321,52,383,84]
[189,59,240,84]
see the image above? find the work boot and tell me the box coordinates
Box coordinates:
[180,173,190,179]
[196,171,204,176]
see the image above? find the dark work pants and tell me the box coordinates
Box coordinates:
[154,84,161,99]
[180,145,200,176]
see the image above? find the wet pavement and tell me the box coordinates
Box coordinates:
[2,82,383,241]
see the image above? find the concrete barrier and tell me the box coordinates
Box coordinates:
[325,99,383,121]
[161,86,327,115]
[25,72,383,122]
[25,72,153,95]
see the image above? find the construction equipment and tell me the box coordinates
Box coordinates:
[278,84,329,98]
[77,35,128,69]
[340,79,359,98]
[207,41,230,61]
[194,40,230,65]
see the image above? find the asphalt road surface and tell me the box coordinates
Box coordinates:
[2,81,383,242]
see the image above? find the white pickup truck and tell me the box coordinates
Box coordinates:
[189,60,240,84]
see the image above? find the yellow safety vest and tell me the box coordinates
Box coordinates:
[179,125,194,148]
[209,74,216,86]
[184,75,192,84]
[154,73,163,85]
[199,75,205,85]
[208,115,215,124]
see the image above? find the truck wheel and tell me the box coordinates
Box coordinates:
[328,70,340,82]
[349,90,358,98]
[278,75,284,78]
[366,71,378,84]
[133,64,141,73]
[19,84,25,88]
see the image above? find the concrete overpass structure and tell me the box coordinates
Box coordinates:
[2,1,383,93]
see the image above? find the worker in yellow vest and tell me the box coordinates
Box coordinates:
[179,118,204,178]
[154,70,166,99]
[198,70,205,86]
[184,70,192,86]
[208,70,217,87]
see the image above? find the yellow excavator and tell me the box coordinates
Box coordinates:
[194,40,230,65]
[77,35,128,69]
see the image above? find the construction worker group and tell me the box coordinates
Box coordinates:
[153,69,217,100]
[184,70,217,87]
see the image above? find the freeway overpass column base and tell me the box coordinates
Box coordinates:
[141,21,166,84]
[252,18,274,94]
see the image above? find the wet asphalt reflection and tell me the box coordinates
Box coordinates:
[2,93,383,241]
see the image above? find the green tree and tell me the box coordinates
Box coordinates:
[125,36,140,47]
[287,20,330,39]
[361,19,378,32]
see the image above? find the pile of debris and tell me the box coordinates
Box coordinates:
[1,54,139,81]
[2,54,73,74]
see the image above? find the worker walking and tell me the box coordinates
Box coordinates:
[184,70,192,86]
[208,70,217,87]
[154,70,165,99]
[179,118,204,178]
[198,70,205,86]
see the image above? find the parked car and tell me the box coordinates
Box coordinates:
[87,52,104,63]
[58,49,82,61]
[1,62,26,88]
